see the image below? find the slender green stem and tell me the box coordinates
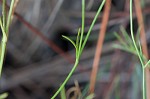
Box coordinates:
[51,0,106,98]
[0,0,15,77]
[79,0,85,56]
[142,68,146,99]
[0,42,6,77]
[51,59,79,99]
[130,0,146,99]
[130,0,144,67]
[6,0,15,34]
[80,0,106,54]
[2,0,6,29]
[144,60,150,68]
[0,19,7,77]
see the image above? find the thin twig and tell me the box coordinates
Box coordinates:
[14,12,74,63]
[89,0,111,93]
[24,0,64,60]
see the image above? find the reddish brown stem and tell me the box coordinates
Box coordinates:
[0,0,76,63]
[0,1,91,75]
[14,12,74,63]
[134,0,150,99]
[89,0,111,94]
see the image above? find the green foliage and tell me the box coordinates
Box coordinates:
[51,0,106,98]
[0,0,15,76]
[85,93,95,99]
[0,93,8,99]
[114,0,150,99]
[0,0,15,98]
[113,27,139,56]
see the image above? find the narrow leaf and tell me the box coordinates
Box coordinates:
[60,86,66,99]
[79,0,85,54]
[144,60,150,68]
[114,32,128,47]
[0,93,8,99]
[113,44,136,55]
[0,18,7,42]
[76,28,81,58]
[85,93,95,99]
[80,0,106,54]
[6,0,15,33]
[2,0,6,28]
[120,26,133,46]
[62,35,76,49]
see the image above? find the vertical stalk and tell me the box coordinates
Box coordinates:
[143,68,146,99]
[134,0,150,98]
[0,0,15,77]
[6,0,15,34]
[130,0,148,98]
[0,18,7,77]
[0,42,6,77]
[89,0,111,93]
[2,0,6,28]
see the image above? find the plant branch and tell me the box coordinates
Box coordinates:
[134,0,150,98]
[51,59,79,99]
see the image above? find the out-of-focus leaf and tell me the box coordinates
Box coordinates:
[0,93,8,99]
[85,93,95,99]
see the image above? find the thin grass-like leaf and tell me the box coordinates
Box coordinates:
[79,0,85,55]
[2,0,6,29]
[85,93,95,99]
[120,26,133,46]
[76,28,81,58]
[114,32,128,47]
[80,0,106,54]
[62,35,76,49]
[81,84,89,98]
[144,60,150,68]
[6,0,15,33]
[113,44,136,55]
[0,18,7,42]
[60,86,66,99]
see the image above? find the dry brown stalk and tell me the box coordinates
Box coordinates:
[89,0,111,94]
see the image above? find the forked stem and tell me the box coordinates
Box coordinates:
[130,0,146,99]
[0,0,15,77]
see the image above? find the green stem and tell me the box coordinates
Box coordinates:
[2,0,6,29]
[79,0,85,56]
[80,0,106,54]
[130,0,147,98]
[0,18,7,77]
[143,68,146,99]
[51,59,79,99]
[6,0,15,34]
[130,0,144,67]
[0,41,6,77]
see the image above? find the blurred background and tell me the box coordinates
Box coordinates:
[1,0,150,99]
